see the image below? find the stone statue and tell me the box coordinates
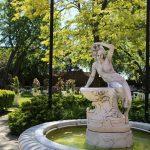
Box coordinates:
[80,42,133,148]
[85,42,132,122]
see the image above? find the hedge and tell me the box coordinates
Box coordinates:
[8,93,146,135]
[8,94,90,135]
[0,90,15,111]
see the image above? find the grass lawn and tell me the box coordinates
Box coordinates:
[0,92,33,117]
[18,95,33,106]
[14,92,33,106]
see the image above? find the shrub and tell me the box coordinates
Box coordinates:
[32,78,40,88]
[20,90,33,97]
[65,79,75,92]
[62,94,89,119]
[32,78,41,96]
[0,90,15,111]
[54,78,76,94]
[52,93,89,120]
[8,93,90,135]
[11,76,20,94]
[9,95,51,135]
[129,96,145,121]
[55,78,65,92]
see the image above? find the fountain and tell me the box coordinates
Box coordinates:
[80,42,133,148]
[18,43,150,150]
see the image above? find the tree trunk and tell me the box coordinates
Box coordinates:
[92,0,109,42]
[13,51,27,77]
[6,48,17,71]
[0,47,18,88]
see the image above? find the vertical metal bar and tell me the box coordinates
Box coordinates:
[145,0,150,122]
[49,0,54,108]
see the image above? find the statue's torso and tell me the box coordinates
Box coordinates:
[94,58,124,83]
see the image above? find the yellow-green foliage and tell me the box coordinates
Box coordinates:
[0,90,15,110]
[10,0,146,80]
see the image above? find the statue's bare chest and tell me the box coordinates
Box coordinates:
[95,59,112,74]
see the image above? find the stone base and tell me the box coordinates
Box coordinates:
[86,129,133,148]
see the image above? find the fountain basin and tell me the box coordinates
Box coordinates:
[80,87,133,148]
[18,120,150,150]
[46,125,150,150]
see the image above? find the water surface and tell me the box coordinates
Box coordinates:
[46,126,150,150]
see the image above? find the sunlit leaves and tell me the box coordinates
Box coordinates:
[10,0,146,80]
[11,0,49,18]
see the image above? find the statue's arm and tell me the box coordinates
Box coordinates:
[100,42,115,61]
[85,64,96,87]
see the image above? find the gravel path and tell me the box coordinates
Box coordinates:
[0,115,19,150]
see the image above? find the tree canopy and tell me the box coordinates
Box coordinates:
[0,0,147,85]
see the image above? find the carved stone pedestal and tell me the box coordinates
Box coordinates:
[86,129,133,148]
[80,87,133,148]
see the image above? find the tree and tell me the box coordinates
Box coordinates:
[20,49,48,85]
[0,0,43,87]
[7,0,146,85]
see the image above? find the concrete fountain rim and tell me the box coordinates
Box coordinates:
[80,87,116,91]
[18,119,150,150]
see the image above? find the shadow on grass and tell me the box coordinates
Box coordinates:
[0,107,18,117]
[0,110,11,117]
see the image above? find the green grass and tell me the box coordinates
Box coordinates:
[13,91,33,107]
[18,96,32,106]
[0,92,33,117]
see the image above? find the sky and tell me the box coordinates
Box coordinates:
[61,7,78,28]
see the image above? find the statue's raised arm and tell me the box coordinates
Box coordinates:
[100,42,115,61]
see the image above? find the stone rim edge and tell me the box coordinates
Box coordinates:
[18,120,150,150]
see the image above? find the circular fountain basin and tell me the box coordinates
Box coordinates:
[18,120,150,150]
[46,125,150,150]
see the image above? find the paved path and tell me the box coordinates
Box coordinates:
[0,115,19,150]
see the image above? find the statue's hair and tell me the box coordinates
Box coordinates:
[91,42,105,54]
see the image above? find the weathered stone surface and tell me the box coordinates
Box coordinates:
[18,120,86,150]
[86,129,133,148]
[80,87,133,148]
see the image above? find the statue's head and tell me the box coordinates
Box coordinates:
[91,42,105,59]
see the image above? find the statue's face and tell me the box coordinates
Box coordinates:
[92,51,97,59]
[97,50,104,60]
[93,44,101,51]
[92,43,105,59]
